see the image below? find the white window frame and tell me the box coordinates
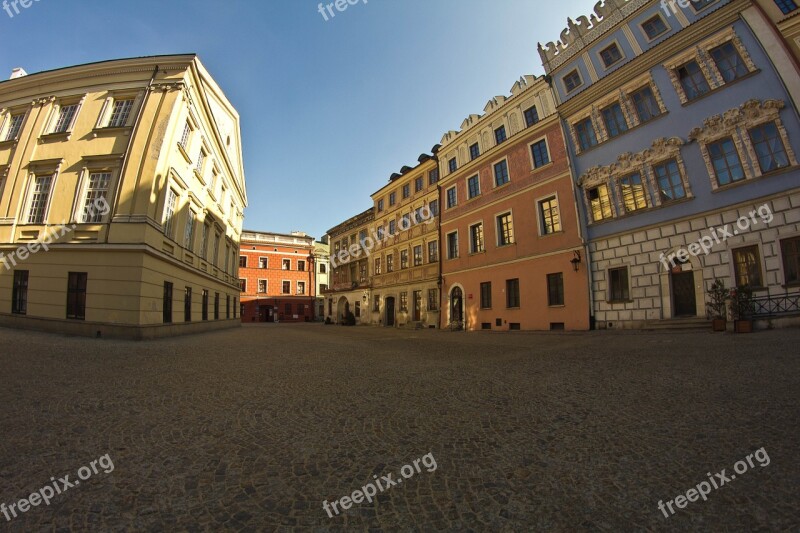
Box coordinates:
[446,230,459,260]
[535,192,563,237]
[528,136,551,171]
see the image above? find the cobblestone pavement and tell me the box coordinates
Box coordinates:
[0,324,798,532]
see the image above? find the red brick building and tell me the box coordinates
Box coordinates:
[238,231,317,322]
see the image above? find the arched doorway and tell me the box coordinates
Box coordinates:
[336,297,350,324]
[385,297,396,327]
[450,286,464,328]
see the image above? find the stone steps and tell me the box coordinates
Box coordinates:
[642,317,711,331]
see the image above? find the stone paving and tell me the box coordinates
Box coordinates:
[0,324,798,532]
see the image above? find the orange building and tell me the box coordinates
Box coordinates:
[438,75,590,331]
[238,231,316,322]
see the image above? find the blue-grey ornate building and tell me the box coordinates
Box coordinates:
[539,0,800,328]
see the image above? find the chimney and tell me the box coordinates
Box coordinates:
[10,67,27,80]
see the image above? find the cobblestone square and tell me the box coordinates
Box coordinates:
[1,324,798,531]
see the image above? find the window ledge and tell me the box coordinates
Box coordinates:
[177,143,192,164]
[40,132,71,143]
[0,138,18,147]
[539,230,565,239]
[607,299,633,304]
[574,111,669,156]
[531,161,555,174]
[680,70,761,107]
[92,126,131,138]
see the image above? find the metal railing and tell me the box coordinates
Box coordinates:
[752,292,800,317]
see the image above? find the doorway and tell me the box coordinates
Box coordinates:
[672,271,697,317]
[450,286,464,325]
[413,291,422,322]
[385,297,396,327]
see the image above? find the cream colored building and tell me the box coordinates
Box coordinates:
[369,155,441,328]
[0,55,247,338]
[324,208,374,325]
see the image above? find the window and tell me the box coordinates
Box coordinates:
[470,223,484,253]
[81,172,111,223]
[53,104,78,134]
[446,187,457,209]
[428,289,439,311]
[402,184,411,199]
[374,257,382,275]
[234,297,238,318]
[400,249,409,269]
[184,209,196,251]
[588,185,613,222]
[226,294,230,319]
[12,270,28,315]
[196,149,206,173]
[259,257,268,269]
[642,14,668,40]
[781,237,800,285]
[710,42,749,83]
[388,219,396,235]
[297,282,306,295]
[506,279,520,308]
[298,260,306,272]
[377,199,384,212]
[677,60,710,101]
[4,113,24,141]
[480,282,492,309]
[429,168,439,185]
[355,301,361,318]
[282,281,291,294]
[212,233,220,267]
[376,225,385,240]
[691,0,717,11]
[470,143,480,161]
[774,0,798,14]
[400,292,408,312]
[184,287,192,322]
[733,245,763,287]
[653,159,686,202]
[285,303,292,315]
[539,197,562,235]
[163,282,173,324]
[178,121,191,150]
[467,175,481,199]
[599,43,623,67]
[415,177,424,192]
[374,295,380,312]
[601,103,629,138]
[497,213,514,246]
[447,232,459,259]
[608,267,630,302]
[575,118,598,151]
[202,290,209,320]
[494,160,510,187]
[749,122,789,173]
[163,189,178,239]
[200,224,209,260]
[66,272,88,320]
[530,140,550,168]
[258,280,267,294]
[108,99,134,128]
[547,273,564,306]
[448,158,457,173]
[389,192,396,206]
[494,126,507,144]
[386,253,394,272]
[413,245,423,266]
[428,241,438,263]
[708,137,745,186]
[238,279,246,292]
[524,106,539,127]
[563,70,582,93]
[430,200,439,216]
[282,259,291,270]
[27,175,53,224]
[630,86,660,124]
[359,262,367,282]
[239,256,247,268]
[619,172,648,212]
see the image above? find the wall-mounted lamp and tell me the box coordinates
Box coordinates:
[570,250,582,272]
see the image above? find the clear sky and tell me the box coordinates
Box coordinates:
[1,0,588,239]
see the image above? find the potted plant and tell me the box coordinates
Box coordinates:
[707,279,729,332]
[730,285,755,333]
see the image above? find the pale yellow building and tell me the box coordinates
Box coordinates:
[369,155,441,328]
[0,55,247,338]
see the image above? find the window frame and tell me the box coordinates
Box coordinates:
[607,266,630,303]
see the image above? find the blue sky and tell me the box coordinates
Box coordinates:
[1,0,587,239]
